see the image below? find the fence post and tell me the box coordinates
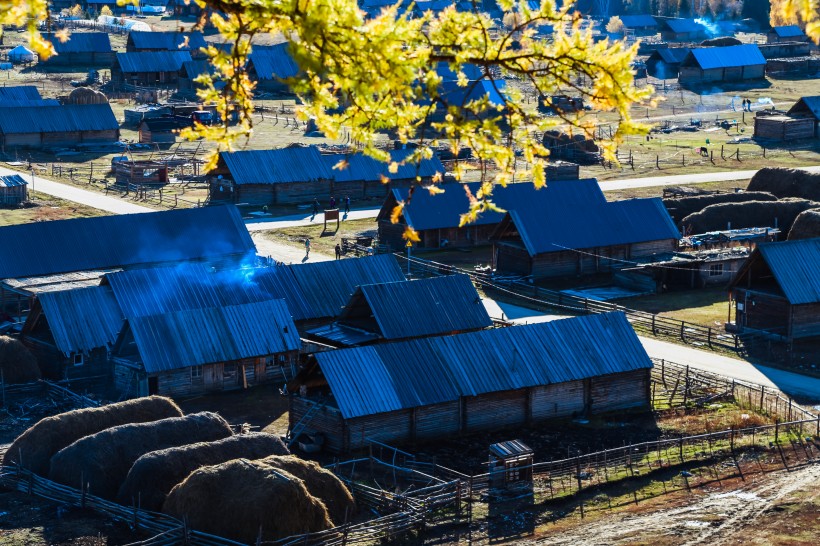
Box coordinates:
[721,145,725,160]
[656,155,660,169]
[707,327,712,348]
[680,322,685,341]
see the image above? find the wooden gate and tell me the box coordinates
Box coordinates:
[204,363,223,391]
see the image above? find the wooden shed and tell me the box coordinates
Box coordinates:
[112,299,301,398]
[786,96,820,138]
[247,44,300,94]
[289,312,653,453]
[753,113,815,141]
[645,48,690,80]
[765,56,820,77]
[678,45,766,85]
[0,174,28,206]
[43,32,113,65]
[758,42,812,59]
[656,18,708,42]
[112,51,192,87]
[767,25,809,43]
[126,31,207,57]
[619,15,659,37]
[728,238,820,342]
[138,118,178,144]
[490,179,680,279]
[0,103,120,149]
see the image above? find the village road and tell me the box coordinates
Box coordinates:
[250,233,333,264]
[481,297,820,402]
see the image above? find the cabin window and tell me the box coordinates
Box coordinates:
[190,365,203,381]
[708,263,724,277]
[72,353,84,367]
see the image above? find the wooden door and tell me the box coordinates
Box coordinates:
[204,363,223,391]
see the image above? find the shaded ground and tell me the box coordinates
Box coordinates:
[619,288,728,328]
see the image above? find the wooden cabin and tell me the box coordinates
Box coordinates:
[787,96,820,138]
[728,238,820,341]
[678,45,766,85]
[112,51,192,87]
[619,15,659,37]
[656,18,708,42]
[305,274,492,347]
[289,312,653,453]
[0,104,119,149]
[126,31,207,57]
[112,299,300,398]
[490,179,680,279]
[758,41,812,59]
[767,25,809,43]
[21,286,123,381]
[754,112,815,141]
[0,174,28,206]
[43,32,113,66]
[247,44,299,94]
[645,48,690,80]
[138,118,178,144]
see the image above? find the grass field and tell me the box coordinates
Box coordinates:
[0,191,105,226]
[260,217,378,256]
[617,288,730,328]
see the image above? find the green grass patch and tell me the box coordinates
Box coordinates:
[0,191,105,227]
[618,288,729,328]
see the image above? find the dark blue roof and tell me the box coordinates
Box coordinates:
[128,299,300,373]
[438,79,507,108]
[620,15,658,28]
[248,43,299,80]
[661,18,706,34]
[496,179,680,255]
[338,274,492,340]
[0,104,119,134]
[219,146,332,185]
[128,31,207,51]
[45,32,111,54]
[0,86,41,101]
[756,239,820,305]
[316,312,653,419]
[0,174,27,188]
[685,44,766,69]
[324,149,444,183]
[115,51,192,73]
[0,205,255,280]
[772,25,806,37]
[651,48,691,64]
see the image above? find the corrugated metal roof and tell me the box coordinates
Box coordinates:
[346,274,491,339]
[788,96,820,119]
[115,51,192,73]
[219,146,333,185]
[0,104,119,134]
[620,15,658,28]
[437,79,506,108]
[129,299,300,373]
[128,31,207,51]
[662,18,705,33]
[0,86,42,101]
[34,286,123,356]
[324,149,444,183]
[181,59,213,78]
[652,48,690,64]
[772,25,806,37]
[496,179,679,256]
[0,99,60,107]
[757,239,820,305]
[45,32,111,54]
[0,174,27,188]
[316,312,653,419]
[685,44,766,70]
[248,43,299,80]
[0,205,255,280]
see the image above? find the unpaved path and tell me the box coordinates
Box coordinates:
[251,233,332,264]
[537,464,820,545]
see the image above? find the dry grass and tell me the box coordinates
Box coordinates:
[657,404,773,436]
[0,191,105,227]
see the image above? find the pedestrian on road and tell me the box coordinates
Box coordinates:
[305,238,311,257]
[344,195,350,214]
[335,243,341,260]
[330,196,336,209]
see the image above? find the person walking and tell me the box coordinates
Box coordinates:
[329,196,336,209]
[312,198,319,218]
[344,195,350,214]
[335,243,341,260]
[305,238,311,257]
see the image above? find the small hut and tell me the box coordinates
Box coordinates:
[767,25,809,43]
[0,174,28,206]
[138,118,178,144]
[8,45,36,64]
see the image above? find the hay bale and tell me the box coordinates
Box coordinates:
[48,412,232,500]
[664,191,777,224]
[680,198,820,234]
[701,37,742,47]
[261,455,356,526]
[117,433,290,511]
[3,396,182,476]
[787,210,820,240]
[163,458,333,544]
[747,168,820,201]
[0,336,40,385]
[66,87,108,105]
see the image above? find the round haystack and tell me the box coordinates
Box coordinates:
[663,191,777,224]
[787,210,820,240]
[163,458,333,544]
[701,37,742,47]
[680,199,820,234]
[117,432,290,511]
[48,412,232,500]
[261,455,356,526]
[747,168,820,201]
[0,335,41,385]
[66,87,108,105]
[3,396,182,476]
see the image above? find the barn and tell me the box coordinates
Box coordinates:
[619,15,659,37]
[126,31,207,56]
[728,238,820,341]
[138,118,178,144]
[43,32,113,65]
[305,274,492,347]
[112,51,193,87]
[247,43,300,94]
[111,299,300,397]
[0,103,119,149]
[656,18,708,42]
[289,311,653,453]
[490,179,680,279]
[0,174,28,206]
[678,45,766,85]
[767,25,809,43]
[378,179,579,250]
[645,48,690,80]
[21,286,124,381]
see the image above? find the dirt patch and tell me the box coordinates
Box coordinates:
[175,384,291,437]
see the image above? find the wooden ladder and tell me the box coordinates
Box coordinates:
[287,398,326,447]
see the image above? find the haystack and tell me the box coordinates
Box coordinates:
[163,459,333,544]
[701,37,742,47]
[787,210,820,240]
[747,168,820,201]
[66,87,108,105]
[664,191,777,224]
[48,412,232,500]
[3,396,182,476]
[117,433,290,511]
[261,455,355,525]
[0,335,40,385]
[680,199,820,234]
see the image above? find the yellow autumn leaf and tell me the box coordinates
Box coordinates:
[390,202,404,224]
[402,226,421,243]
